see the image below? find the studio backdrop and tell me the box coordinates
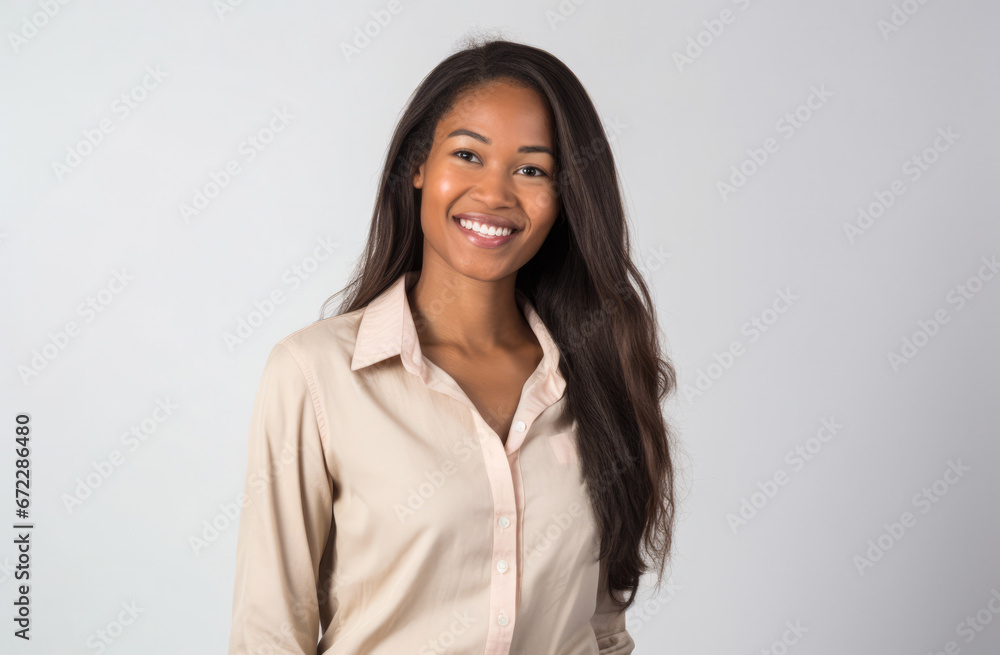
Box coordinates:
[1,0,997,653]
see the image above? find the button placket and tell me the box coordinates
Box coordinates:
[474,417,519,652]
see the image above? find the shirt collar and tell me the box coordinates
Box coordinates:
[350,271,565,396]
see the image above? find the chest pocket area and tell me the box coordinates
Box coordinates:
[547,430,578,466]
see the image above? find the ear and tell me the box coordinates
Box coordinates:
[412,162,424,189]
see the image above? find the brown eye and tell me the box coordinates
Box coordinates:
[518,165,547,177]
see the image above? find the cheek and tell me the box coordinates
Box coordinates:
[525,184,560,222]
[423,167,464,202]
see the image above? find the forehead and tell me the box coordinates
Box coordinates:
[435,81,554,146]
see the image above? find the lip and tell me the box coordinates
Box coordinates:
[452,214,521,249]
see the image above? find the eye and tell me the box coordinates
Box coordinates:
[517,165,548,178]
[453,149,481,163]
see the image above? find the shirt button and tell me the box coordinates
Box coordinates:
[514,420,526,432]
[497,613,509,627]
[496,559,508,573]
[498,516,510,529]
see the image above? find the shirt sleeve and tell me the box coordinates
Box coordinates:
[590,556,636,654]
[228,342,336,654]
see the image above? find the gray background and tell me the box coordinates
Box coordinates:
[1,0,998,653]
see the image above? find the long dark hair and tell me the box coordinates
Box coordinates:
[319,33,678,612]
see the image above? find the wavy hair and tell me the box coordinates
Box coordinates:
[319,32,679,611]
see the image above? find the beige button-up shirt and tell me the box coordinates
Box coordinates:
[228,270,634,654]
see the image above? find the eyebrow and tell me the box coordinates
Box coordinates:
[446,128,554,157]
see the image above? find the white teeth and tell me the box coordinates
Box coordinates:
[458,218,514,237]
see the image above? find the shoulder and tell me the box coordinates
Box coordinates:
[268,306,367,375]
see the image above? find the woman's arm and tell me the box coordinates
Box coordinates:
[590,556,635,654]
[228,342,336,654]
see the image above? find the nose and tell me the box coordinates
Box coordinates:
[469,167,516,208]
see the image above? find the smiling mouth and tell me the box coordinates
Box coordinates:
[453,216,520,237]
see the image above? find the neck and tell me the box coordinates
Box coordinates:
[406,264,529,354]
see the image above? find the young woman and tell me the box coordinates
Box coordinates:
[228,36,678,655]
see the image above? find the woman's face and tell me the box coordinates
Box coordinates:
[412,80,560,282]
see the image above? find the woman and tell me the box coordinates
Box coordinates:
[228,35,678,655]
